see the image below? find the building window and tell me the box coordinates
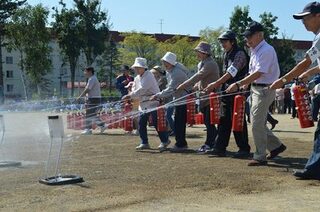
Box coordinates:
[6,56,13,64]
[6,70,13,78]
[6,84,14,92]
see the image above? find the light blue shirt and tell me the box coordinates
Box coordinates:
[249,40,280,84]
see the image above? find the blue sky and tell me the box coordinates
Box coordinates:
[27,0,315,41]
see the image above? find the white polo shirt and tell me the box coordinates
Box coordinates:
[306,31,320,67]
[249,40,280,84]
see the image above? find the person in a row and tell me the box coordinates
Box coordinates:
[122,58,170,150]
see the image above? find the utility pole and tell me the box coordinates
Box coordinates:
[159,19,164,34]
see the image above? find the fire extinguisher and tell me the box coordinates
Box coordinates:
[232,95,246,132]
[186,94,195,125]
[67,113,72,129]
[157,105,167,132]
[124,102,133,132]
[209,92,220,124]
[293,83,314,128]
[148,114,154,126]
[75,113,82,130]
[72,113,77,129]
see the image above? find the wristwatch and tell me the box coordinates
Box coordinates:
[281,78,287,83]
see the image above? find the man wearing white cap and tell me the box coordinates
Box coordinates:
[271,1,320,180]
[177,41,220,152]
[151,52,190,151]
[122,57,170,150]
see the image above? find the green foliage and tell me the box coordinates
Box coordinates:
[101,88,119,97]
[259,12,279,43]
[6,4,52,97]
[0,0,26,103]
[228,6,295,76]
[119,32,159,68]
[52,0,83,96]
[199,26,226,70]
[74,0,110,66]
[97,40,120,92]
[272,34,296,76]
[229,6,252,48]
[157,36,198,70]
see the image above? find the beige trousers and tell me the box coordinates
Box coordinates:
[251,86,282,161]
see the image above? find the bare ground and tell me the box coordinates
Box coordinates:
[0,113,320,211]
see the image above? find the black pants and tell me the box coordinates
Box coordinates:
[267,112,277,125]
[284,98,291,114]
[85,98,104,129]
[201,105,217,148]
[214,96,250,152]
[174,105,187,147]
[292,100,297,118]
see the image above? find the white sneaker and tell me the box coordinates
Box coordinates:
[81,129,92,135]
[100,124,107,133]
[133,129,139,136]
[158,139,171,150]
[135,143,150,150]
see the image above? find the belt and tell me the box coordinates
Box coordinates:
[251,83,270,87]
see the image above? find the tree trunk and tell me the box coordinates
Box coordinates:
[69,57,77,97]
[19,51,28,100]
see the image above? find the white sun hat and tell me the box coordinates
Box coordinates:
[131,57,148,69]
[161,52,177,66]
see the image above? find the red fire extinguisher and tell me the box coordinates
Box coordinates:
[293,84,314,128]
[67,113,72,129]
[72,113,77,129]
[232,95,246,132]
[186,94,195,125]
[74,113,82,130]
[209,92,220,124]
[124,102,133,132]
[157,105,167,132]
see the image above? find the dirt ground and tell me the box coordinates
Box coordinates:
[0,112,320,211]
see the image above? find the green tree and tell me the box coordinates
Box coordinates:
[273,34,296,76]
[157,36,198,70]
[228,6,295,77]
[259,12,279,43]
[97,40,120,93]
[199,26,225,70]
[0,0,26,103]
[6,5,51,97]
[74,0,110,66]
[52,0,83,97]
[119,32,158,68]
[5,6,29,99]
[229,6,252,48]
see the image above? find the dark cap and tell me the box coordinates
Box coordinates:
[243,21,264,37]
[218,30,236,40]
[293,1,320,19]
[120,65,130,72]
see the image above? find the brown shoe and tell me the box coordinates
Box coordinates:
[247,159,267,166]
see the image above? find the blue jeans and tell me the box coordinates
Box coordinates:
[305,120,320,177]
[166,106,175,133]
[138,110,168,144]
[312,95,320,121]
